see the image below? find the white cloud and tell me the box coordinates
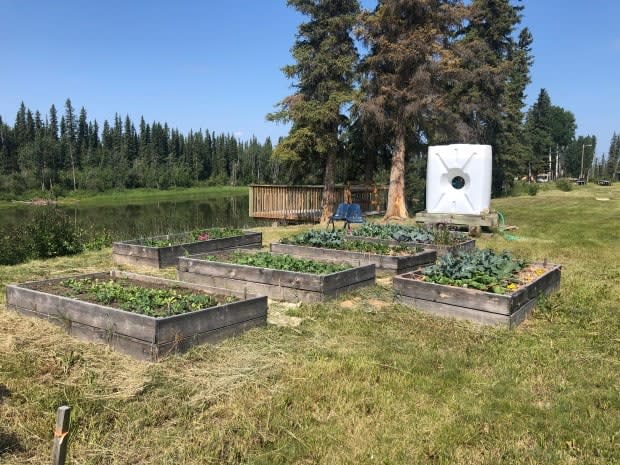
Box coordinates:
[234,131,244,138]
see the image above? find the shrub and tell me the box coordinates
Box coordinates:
[527,183,538,196]
[555,178,573,192]
[0,207,85,265]
[27,207,84,258]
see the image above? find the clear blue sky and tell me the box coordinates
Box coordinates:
[1,0,617,156]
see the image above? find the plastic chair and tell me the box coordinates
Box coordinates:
[344,203,364,232]
[327,203,350,231]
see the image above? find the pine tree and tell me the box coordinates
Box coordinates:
[269,0,360,222]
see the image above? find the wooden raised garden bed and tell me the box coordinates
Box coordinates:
[270,242,436,274]
[343,234,475,257]
[5,271,267,361]
[113,230,262,268]
[177,252,376,303]
[393,263,561,328]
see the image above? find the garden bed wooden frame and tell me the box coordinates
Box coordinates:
[177,252,376,303]
[5,271,268,361]
[393,263,561,328]
[270,242,436,274]
[112,231,262,268]
[343,234,475,257]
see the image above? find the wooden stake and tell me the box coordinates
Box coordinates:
[52,406,71,465]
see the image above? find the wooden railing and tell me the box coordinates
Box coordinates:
[249,184,388,222]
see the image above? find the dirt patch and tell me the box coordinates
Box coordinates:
[368,299,388,309]
[340,300,356,309]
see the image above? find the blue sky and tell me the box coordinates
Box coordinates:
[0,0,618,156]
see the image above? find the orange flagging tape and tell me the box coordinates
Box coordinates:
[54,429,68,440]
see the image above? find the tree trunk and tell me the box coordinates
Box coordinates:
[384,127,408,219]
[320,152,337,224]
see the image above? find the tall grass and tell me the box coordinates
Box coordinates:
[0,184,618,464]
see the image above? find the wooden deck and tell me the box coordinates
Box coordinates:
[249,184,388,223]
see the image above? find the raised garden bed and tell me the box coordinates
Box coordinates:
[275,230,436,273]
[348,223,475,257]
[5,271,267,361]
[271,242,435,274]
[177,251,375,303]
[113,229,262,268]
[393,250,561,327]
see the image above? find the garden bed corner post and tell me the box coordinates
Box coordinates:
[52,405,71,465]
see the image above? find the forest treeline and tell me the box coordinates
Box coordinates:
[0,100,282,198]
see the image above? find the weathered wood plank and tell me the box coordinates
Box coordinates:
[6,271,269,360]
[177,271,325,302]
[113,232,262,269]
[343,235,475,257]
[393,274,513,315]
[320,265,375,293]
[156,316,267,359]
[414,211,499,228]
[270,243,435,273]
[6,284,158,342]
[110,270,256,299]
[178,257,324,291]
[395,294,511,326]
[156,297,268,343]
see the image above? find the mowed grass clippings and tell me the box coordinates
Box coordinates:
[0,184,619,464]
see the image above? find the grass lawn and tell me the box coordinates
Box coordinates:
[0,185,248,209]
[0,184,618,464]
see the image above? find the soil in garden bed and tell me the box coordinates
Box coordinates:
[141,227,244,247]
[281,230,423,256]
[200,250,353,275]
[413,262,550,295]
[25,277,237,318]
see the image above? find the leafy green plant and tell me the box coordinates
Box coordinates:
[350,223,464,245]
[0,207,84,265]
[422,249,527,294]
[527,183,538,196]
[209,251,350,275]
[282,230,420,255]
[62,278,229,317]
[142,227,243,248]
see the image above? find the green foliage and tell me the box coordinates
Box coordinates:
[282,229,420,255]
[555,178,573,192]
[527,183,538,196]
[0,207,84,265]
[62,278,226,317]
[212,251,350,275]
[352,223,464,246]
[422,249,527,294]
[142,228,243,248]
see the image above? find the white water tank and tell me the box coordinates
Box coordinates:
[426,144,492,215]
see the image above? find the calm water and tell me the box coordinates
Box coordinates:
[0,194,266,241]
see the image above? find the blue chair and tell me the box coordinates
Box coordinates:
[327,203,350,231]
[345,203,364,230]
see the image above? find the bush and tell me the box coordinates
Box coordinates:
[27,207,84,258]
[0,225,32,265]
[555,178,573,192]
[0,207,84,265]
[527,183,538,196]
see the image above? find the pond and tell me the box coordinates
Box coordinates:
[0,193,266,241]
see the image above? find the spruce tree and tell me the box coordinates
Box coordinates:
[269,0,360,222]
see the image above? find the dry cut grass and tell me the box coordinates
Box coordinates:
[0,184,619,464]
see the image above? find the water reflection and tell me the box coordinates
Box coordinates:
[0,194,266,241]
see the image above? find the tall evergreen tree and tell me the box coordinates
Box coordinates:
[269,0,361,222]
[359,0,464,219]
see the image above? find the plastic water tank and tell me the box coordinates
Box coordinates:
[426,144,492,215]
